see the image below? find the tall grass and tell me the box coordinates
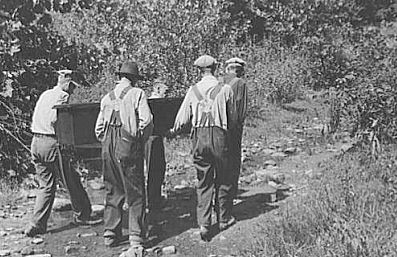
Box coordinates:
[242,148,397,257]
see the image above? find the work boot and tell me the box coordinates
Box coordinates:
[24,224,46,237]
[72,216,103,226]
[104,230,121,247]
[199,226,211,242]
[219,216,236,231]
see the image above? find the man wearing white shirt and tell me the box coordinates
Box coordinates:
[26,70,102,237]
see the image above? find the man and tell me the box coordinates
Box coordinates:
[95,61,153,257]
[222,57,248,230]
[26,69,102,237]
[169,55,236,241]
[145,79,168,213]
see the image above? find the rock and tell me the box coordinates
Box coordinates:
[233,199,242,205]
[87,179,105,190]
[262,148,276,155]
[264,159,277,167]
[80,232,97,237]
[161,246,176,255]
[64,246,79,254]
[21,246,34,255]
[0,250,10,256]
[0,231,7,237]
[52,198,71,212]
[91,205,105,216]
[174,184,188,190]
[271,152,287,158]
[7,169,17,177]
[26,253,51,257]
[178,213,190,219]
[32,238,44,245]
[284,147,296,154]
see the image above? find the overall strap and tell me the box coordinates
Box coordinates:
[119,85,133,100]
[209,82,224,100]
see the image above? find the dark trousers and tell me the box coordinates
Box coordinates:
[30,135,92,231]
[229,126,243,199]
[192,127,233,227]
[145,135,166,210]
[102,125,146,245]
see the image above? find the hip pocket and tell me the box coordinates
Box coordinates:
[115,129,142,161]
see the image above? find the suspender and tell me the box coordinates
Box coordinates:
[191,82,224,126]
[108,85,133,126]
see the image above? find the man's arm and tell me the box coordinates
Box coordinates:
[95,98,107,142]
[137,90,153,142]
[171,88,193,133]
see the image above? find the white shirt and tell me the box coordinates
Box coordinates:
[31,86,69,135]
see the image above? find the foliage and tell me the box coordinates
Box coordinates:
[243,148,397,257]
[51,0,250,101]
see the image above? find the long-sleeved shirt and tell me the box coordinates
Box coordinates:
[31,85,69,135]
[223,73,248,126]
[95,78,153,142]
[172,74,235,132]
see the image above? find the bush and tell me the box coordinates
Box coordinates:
[243,148,397,257]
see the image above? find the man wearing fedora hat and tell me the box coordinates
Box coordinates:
[169,55,237,241]
[221,57,248,231]
[25,69,102,237]
[95,61,153,255]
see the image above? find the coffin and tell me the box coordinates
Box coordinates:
[54,97,184,151]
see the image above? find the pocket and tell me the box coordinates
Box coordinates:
[115,129,141,161]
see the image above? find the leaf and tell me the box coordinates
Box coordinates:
[0,80,14,98]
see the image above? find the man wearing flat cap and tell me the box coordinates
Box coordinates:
[26,69,102,237]
[222,57,248,230]
[95,61,153,256]
[170,54,237,241]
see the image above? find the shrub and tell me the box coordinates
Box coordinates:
[242,148,397,257]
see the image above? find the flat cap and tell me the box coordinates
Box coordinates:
[225,57,246,67]
[194,55,217,68]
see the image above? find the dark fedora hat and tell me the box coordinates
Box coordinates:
[116,61,144,80]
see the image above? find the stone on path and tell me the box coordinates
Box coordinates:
[162,245,176,255]
[52,198,71,212]
[65,245,79,254]
[32,238,44,245]
[284,147,296,154]
[264,159,277,167]
[0,250,10,256]
[271,152,287,158]
[25,253,51,257]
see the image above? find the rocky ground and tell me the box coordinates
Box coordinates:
[0,103,352,257]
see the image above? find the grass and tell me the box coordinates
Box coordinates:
[0,178,20,206]
[241,148,397,257]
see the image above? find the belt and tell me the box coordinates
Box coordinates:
[33,133,57,138]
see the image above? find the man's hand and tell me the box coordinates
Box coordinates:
[163,128,176,139]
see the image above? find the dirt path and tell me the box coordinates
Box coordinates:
[1,103,349,257]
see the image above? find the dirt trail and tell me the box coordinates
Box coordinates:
[0,114,349,257]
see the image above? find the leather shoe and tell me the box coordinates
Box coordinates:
[24,225,46,237]
[72,216,103,226]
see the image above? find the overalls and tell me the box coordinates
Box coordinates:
[190,83,233,228]
[102,86,146,246]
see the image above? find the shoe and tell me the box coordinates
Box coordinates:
[199,226,211,242]
[119,245,145,257]
[104,230,121,247]
[72,216,103,226]
[24,225,46,237]
[219,216,236,231]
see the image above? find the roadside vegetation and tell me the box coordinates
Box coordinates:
[1,0,397,255]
